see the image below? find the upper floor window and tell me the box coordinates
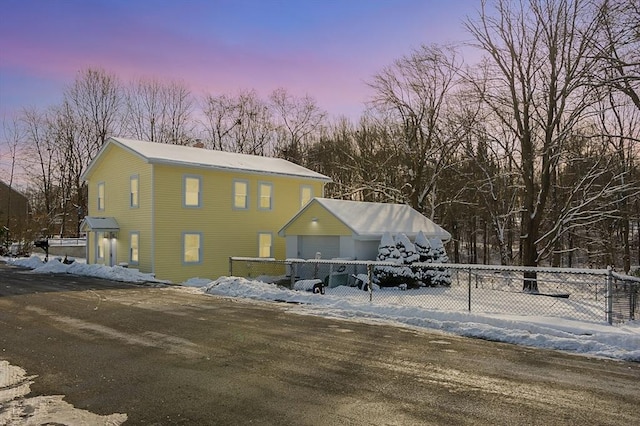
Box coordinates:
[97,182,105,211]
[130,175,139,208]
[258,182,273,210]
[300,185,313,209]
[184,175,201,208]
[258,232,272,258]
[183,232,202,264]
[233,180,248,209]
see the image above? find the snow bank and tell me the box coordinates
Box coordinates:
[0,360,127,425]
[5,256,168,284]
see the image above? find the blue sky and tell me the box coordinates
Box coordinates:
[0,0,480,122]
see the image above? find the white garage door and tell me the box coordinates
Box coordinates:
[298,236,340,260]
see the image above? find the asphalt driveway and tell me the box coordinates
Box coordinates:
[1,262,638,425]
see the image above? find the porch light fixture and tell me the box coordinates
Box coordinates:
[311,217,318,223]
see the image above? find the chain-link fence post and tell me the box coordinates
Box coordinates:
[631,283,638,321]
[606,266,613,325]
[468,268,472,312]
[367,263,373,303]
[229,257,233,276]
[289,261,295,289]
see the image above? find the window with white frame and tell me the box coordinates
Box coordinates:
[130,232,139,264]
[184,175,201,207]
[97,182,105,211]
[300,185,313,208]
[258,182,273,210]
[258,233,272,258]
[233,180,248,209]
[130,175,139,208]
[183,233,201,264]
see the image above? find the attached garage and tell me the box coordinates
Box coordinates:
[279,198,451,261]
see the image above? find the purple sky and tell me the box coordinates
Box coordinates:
[0,0,480,123]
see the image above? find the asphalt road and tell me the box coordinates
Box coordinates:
[1,262,639,425]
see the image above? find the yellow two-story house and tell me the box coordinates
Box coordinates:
[81,137,330,283]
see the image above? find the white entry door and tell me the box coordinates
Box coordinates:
[108,237,117,266]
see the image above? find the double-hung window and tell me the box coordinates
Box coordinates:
[233,180,248,209]
[97,182,105,211]
[258,233,272,258]
[184,175,201,208]
[130,175,139,208]
[258,182,273,210]
[183,232,202,264]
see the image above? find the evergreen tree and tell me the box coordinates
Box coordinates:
[375,233,417,287]
[415,231,436,286]
[428,238,451,286]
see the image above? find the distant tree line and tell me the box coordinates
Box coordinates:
[2,0,638,272]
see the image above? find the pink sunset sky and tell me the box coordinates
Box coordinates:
[0,0,481,123]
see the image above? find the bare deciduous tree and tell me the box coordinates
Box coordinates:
[466,0,607,289]
[201,89,275,155]
[20,107,58,235]
[368,44,463,218]
[123,78,194,145]
[270,88,326,164]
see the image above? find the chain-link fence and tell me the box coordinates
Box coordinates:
[229,257,636,324]
[609,272,640,323]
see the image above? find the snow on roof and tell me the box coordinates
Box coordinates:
[107,137,331,180]
[80,216,120,232]
[284,198,451,241]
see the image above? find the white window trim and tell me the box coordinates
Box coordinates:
[130,175,139,208]
[97,182,105,211]
[182,232,202,265]
[258,232,273,258]
[183,175,202,208]
[129,231,139,265]
[258,181,273,211]
[233,179,249,210]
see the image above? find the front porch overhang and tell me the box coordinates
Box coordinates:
[80,216,120,233]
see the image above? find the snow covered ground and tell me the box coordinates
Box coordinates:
[0,360,127,425]
[4,255,640,362]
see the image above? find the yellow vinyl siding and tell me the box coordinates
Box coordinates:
[281,202,351,236]
[85,145,153,272]
[85,140,327,283]
[152,164,324,282]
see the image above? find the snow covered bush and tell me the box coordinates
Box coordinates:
[374,233,418,288]
[414,231,436,286]
[427,238,451,287]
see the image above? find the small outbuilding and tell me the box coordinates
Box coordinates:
[278,198,451,260]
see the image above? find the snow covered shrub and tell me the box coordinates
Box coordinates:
[374,233,418,288]
[428,238,451,286]
[414,231,436,286]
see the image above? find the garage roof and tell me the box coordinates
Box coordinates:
[280,198,451,241]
